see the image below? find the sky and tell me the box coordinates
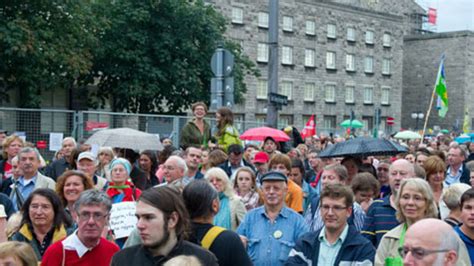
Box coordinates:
[416,0,474,32]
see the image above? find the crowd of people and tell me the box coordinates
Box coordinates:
[0,102,474,265]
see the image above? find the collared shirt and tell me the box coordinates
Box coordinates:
[445,164,463,186]
[317,224,349,266]
[236,206,309,266]
[304,201,365,233]
[63,231,99,258]
[11,174,37,211]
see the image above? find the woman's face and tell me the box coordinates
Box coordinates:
[399,185,427,223]
[139,154,152,172]
[264,139,277,153]
[111,164,129,184]
[98,152,113,165]
[201,150,209,165]
[29,195,55,229]
[208,176,225,193]
[236,171,253,193]
[7,140,23,158]
[216,112,222,123]
[342,160,359,178]
[193,105,206,119]
[428,170,445,187]
[63,175,86,204]
[405,154,415,164]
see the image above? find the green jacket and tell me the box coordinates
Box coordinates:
[216,125,242,152]
[180,119,211,150]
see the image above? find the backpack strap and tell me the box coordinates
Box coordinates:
[201,226,225,249]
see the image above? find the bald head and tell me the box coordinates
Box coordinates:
[389,159,415,195]
[403,219,458,266]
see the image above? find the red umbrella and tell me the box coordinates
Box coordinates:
[240,127,290,142]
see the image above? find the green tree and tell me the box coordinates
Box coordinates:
[88,0,258,114]
[0,1,101,107]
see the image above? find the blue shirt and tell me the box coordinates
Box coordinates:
[318,224,349,266]
[236,206,309,266]
[455,226,474,263]
[11,175,38,211]
[445,165,463,186]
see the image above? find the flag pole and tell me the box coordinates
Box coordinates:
[421,53,446,140]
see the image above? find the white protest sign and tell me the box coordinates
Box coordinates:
[49,133,64,151]
[109,201,137,239]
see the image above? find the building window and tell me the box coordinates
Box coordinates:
[257,43,268,63]
[326,51,336,69]
[383,33,391,47]
[347,27,356,42]
[365,30,374,44]
[345,85,355,103]
[257,79,268,99]
[304,83,316,101]
[280,81,293,100]
[282,16,293,32]
[364,86,373,104]
[282,46,293,65]
[255,115,266,127]
[381,87,390,105]
[306,20,316,36]
[258,12,269,28]
[305,49,315,67]
[323,115,336,129]
[382,59,391,75]
[278,115,293,129]
[345,54,355,72]
[364,56,374,73]
[231,7,244,24]
[325,84,336,103]
[327,24,336,39]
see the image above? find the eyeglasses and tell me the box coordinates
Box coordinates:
[78,212,108,222]
[321,205,348,212]
[377,167,389,172]
[398,246,450,260]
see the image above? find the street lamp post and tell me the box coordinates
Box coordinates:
[411,112,424,130]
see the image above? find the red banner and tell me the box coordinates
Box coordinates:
[36,140,47,149]
[301,115,316,139]
[85,121,109,131]
[428,8,437,25]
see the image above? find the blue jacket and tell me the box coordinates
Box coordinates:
[285,225,375,265]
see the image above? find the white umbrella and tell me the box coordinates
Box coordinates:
[394,130,422,140]
[86,128,164,151]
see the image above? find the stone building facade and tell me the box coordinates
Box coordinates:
[402,31,474,131]
[207,0,425,135]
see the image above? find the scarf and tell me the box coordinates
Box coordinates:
[213,192,231,230]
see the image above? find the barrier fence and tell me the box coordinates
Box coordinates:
[0,107,348,160]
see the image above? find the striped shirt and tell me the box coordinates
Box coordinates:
[361,195,398,247]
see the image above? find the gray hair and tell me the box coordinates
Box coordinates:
[17,147,41,161]
[438,228,460,253]
[167,155,188,176]
[204,167,236,199]
[449,144,467,158]
[73,190,112,214]
[62,137,77,147]
[442,183,472,210]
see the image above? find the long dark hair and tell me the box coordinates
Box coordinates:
[21,188,71,230]
[139,186,190,240]
[216,107,234,134]
[140,150,159,175]
[183,180,218,219]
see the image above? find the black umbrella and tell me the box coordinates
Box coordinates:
[319,137,408,158]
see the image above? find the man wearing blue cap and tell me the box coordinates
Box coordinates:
[237,171,308,265]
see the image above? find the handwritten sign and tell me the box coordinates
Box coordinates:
[109,201,137,239]
[49,133,64,151]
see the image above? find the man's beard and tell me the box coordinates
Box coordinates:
[145,220,171,250]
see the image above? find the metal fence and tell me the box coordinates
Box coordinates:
[0,107,348,160]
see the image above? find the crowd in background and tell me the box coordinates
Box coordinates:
[0,102,474,265]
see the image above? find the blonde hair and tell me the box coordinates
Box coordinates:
[395,178,438,223]
[0,241,38,265]
[204,167,236,199]
[6,212,22,238]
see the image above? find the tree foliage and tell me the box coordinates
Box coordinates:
[0,1,101,107]
[87,0,258,113]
